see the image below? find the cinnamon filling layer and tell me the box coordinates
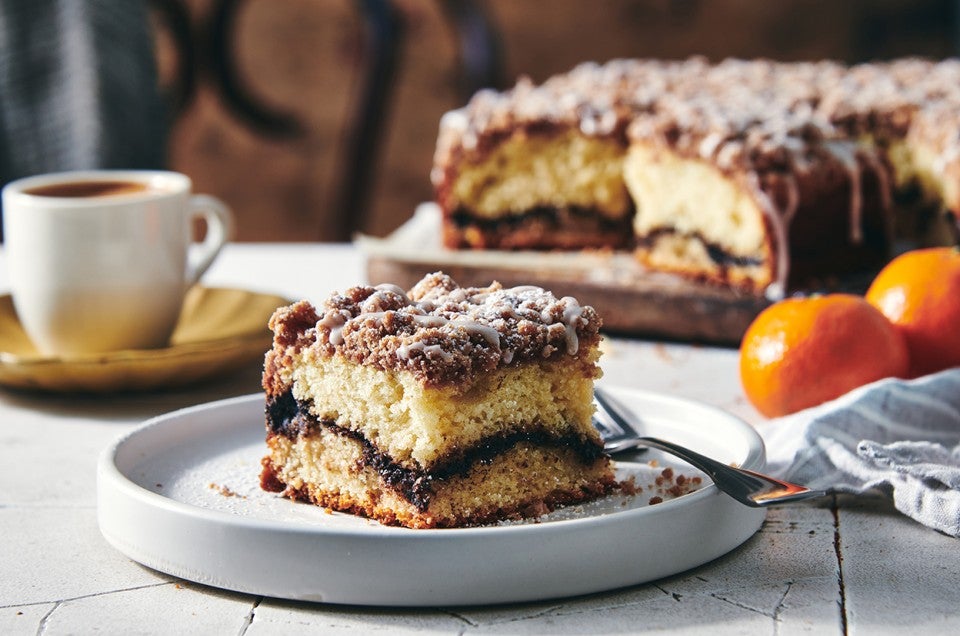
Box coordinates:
[636,228,764,268]
[447,205,632,249]
[263,391,606,512]
[450,205,632,230]
[450,205,630,229]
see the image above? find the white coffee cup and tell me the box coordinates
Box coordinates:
[2,170,234,357]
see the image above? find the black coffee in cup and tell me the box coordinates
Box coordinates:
[24,180,150,198]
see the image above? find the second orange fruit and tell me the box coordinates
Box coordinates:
[866,246,960,378]
[739,294,909,418]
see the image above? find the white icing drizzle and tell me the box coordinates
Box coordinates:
[824,140,864,244]
[411,314,448,328]
[317,309,351,346]
[356,311,389,323]
[397,341,454,363]
[361,284,412,313]
[503,285,544,294]
[698,131,725,159]
[745,173,788,300]
[560,297,584,355]
[782,173,800,226]
[374,283,410,297]
[715,141,742,171]
[448,318,502,350]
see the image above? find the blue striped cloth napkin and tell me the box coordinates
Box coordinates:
[758,369,960,537]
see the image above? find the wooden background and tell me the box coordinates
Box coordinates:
[155,0,958,242]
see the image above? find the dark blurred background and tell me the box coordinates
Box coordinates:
[4,0,959,242]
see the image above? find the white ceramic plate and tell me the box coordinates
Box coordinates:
[97,387,767,606]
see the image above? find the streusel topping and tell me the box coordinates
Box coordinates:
[434,56,960,183]
[267,272,602,387]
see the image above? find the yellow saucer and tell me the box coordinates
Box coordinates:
[0,287,290,392]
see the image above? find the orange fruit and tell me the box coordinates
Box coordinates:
[866,246,960,378]
[739,294,909,418]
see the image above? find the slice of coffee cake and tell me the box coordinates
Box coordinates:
[260,272,615,528]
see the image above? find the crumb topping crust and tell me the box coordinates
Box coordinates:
[433,57,960,184]
[267,272,602,387]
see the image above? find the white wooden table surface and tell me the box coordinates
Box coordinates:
[1,244,957,635]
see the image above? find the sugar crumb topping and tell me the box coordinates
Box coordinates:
[268,272,602,387]
[433,56,960,182]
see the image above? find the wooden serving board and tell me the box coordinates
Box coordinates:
[359,205,770,345]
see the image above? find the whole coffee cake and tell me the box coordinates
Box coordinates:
[432,57,960,297]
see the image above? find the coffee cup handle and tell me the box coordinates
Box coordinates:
[186,194,234,286]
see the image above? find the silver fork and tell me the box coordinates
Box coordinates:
[593,387,827,508]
